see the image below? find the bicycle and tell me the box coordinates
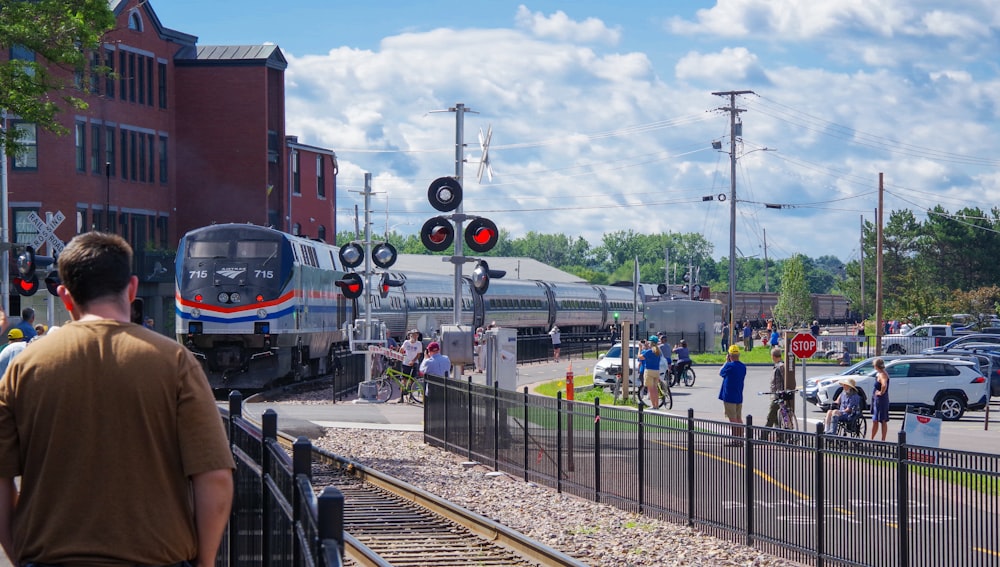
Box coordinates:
[638,374,673,410]
[371,367,425,404]
[758,389,798,439]
[669,361,696,387]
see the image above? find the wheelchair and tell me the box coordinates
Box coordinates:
[835,411,868,438]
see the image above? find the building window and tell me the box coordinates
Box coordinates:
[11,122,37,170]
[136,54,144,104]
[105,125,115,176]
[157,216,168,248]
[317,156,326,198]
[13,208,39,244]
[146,133,155,182]
[10,45,35,76]
[293,222,301,236]
[90,123,101,173]
[89,51,100,94]
[158,135,168,183]
[76,208,88,234]
[128,11,142,31]
[129,130,137,181]
[292,151,300,195]
[120,129,128,179]
[317,225,326,242]
[119,50,127,100]
[146,57,153,106]
[157,62,167,109]
[128,53,136,102]
[138,133,146,182]
[75,122,86,172]
[105,48,115,97]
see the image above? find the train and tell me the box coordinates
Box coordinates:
[709,291,853,327]
[175,224,643,390]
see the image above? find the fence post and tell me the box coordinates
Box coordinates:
[637,405,644,513]
[523,386,529,482]
[815,422,826,567]
[317,486,345,562]
[467,375,474,461]
[594,398,601,503]
[262,410,276,567]
[292,437,312,566]
[226,390,242,566]
[493,382,500,470]
[744,414,754,545]
[556,391,563,493]
[897,431,909,567]
[687,409,695,526]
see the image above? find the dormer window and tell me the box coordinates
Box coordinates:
[128,11,143,31]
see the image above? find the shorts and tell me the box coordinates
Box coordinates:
[723,402,743,421]
[644,369,660,389]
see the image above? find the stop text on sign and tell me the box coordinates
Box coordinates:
[790,332,817,358]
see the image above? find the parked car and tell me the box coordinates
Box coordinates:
[922,334,1000,354]
[803,356,902,407]
[917,348,1000,398]
[815,357,989,421]
[592,342,668,388]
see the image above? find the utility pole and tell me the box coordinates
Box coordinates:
[451,104,467,325]
[859,214,865,321]
[875,173,884,356]
[763,228,769,293]
[713,90,754,347]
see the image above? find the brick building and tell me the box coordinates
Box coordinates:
[3,0,337,330]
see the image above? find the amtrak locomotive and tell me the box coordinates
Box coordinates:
[176,224,641,390]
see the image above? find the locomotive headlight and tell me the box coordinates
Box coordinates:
[217,292,230,303]
[257,309,268,319]
[229,291,241,303]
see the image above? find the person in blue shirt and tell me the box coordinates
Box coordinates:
[671,339,692,386]
[719,344,748,446]
[419,341,452,378]
[769,328,780,347]
[637,336,662,408]
[742,321,753,351]
[824,379,861,434]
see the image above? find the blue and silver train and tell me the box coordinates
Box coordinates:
[176,224,642,389]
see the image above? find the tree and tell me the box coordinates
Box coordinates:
[772,255,813,328]
[0,0,115,154]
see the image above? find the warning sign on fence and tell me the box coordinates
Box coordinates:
[902,410,942,462]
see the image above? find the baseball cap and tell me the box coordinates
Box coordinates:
[427,341,440,351]
[7,328,23,340]
[408,329,420,335]
[648,335,658,342]
[728,344,741,355]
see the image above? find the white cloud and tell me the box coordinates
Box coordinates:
[675,48,768,84]
[514,5,621,45]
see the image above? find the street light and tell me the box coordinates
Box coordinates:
[105,161,111,231]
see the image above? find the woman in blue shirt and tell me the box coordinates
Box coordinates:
[638,336,662,408]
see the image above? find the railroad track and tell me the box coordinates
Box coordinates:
[266,427,588,566]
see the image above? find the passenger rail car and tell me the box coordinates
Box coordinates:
[176,224,643,390]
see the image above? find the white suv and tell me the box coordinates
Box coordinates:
[815,357,989,421]
[592,342,668,388]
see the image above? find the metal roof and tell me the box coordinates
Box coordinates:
[390,254,587,283]
[174,44,288,70]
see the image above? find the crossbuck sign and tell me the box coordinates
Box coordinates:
[26,211,65,255]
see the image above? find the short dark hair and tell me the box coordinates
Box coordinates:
[58,232,133,307]
[21,307,34,321]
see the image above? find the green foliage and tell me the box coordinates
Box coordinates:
[0,0,115,154]
[772,255,813,327]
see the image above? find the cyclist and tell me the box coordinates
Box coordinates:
[764,347,785,430]
[671,339,692,386]
[637,336,663,408]
[824,378,862,434]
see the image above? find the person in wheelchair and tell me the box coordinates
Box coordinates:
[824,378,862,434]
[670,339,692,385]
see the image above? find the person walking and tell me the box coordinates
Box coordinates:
[870,357,891,441]
[721,322,730,353]
[719,344,748,446]
[548,325,561,363]
[399,329,424,378]
[742,321,753,352]
[764,347,785,432]
[0,232,234,567]
[419,341,452,378]
[638,336,662,408]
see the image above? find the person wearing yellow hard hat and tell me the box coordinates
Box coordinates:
[719,344,747,446]
[0,328,29,377]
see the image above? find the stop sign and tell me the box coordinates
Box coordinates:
[790,332,818,358]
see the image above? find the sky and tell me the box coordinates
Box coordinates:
[152,1,1000,266]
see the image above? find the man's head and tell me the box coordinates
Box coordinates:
[21,307,35,323]
[728,344,741,358]
[58,232,134,310]
[7,328,24,342]
[426,341,440,354]
[771,347,782,361]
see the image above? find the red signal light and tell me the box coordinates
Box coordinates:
[336,273,364,299]
[256,294,264,302]
[420,216,455,252]
[194,294,203,302]
[464,217,499,253]
[13,276,39,296]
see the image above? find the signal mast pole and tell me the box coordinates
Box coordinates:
[713,90,753,346]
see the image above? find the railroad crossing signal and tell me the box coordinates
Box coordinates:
[25,211,65,255]
[335,273,364,299]
[790,332,818,359]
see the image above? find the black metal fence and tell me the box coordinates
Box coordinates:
[220,393,344,567]
[517,331,709,365]
[424,376,1000,566]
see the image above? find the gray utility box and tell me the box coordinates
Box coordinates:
[440,324,474,365]
[485,327,518,390]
